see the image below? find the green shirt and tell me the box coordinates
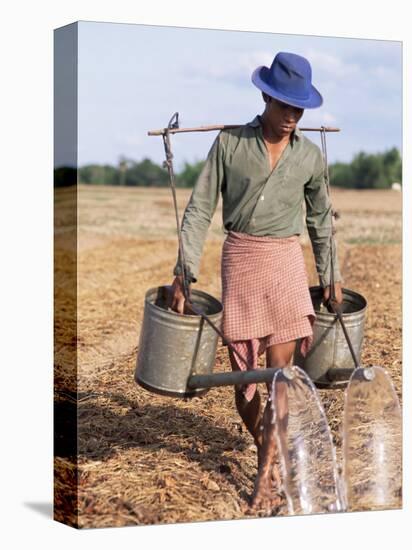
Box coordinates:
[174,114,342,288]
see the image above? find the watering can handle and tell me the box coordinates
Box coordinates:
[328,300,360,369]
[320,128,359,370]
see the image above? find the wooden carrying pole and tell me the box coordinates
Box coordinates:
[148,124,340,136]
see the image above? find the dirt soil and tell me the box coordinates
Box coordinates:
[54,185,402,528]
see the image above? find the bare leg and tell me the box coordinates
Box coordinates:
[228,349,264,451]
[249,340,296,513]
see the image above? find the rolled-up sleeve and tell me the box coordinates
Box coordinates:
[173,132,225,282]
[304,147,342,288]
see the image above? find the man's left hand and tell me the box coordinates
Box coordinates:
[323,282,343,306]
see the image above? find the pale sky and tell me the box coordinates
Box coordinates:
[75,21,402,171]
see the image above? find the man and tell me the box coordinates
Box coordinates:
[169,52,343,513]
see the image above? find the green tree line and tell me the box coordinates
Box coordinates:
[75,157,207,188]
[55,148,401,189]
[329,148,402,189]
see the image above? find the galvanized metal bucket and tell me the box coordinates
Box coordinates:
[294,286,367,387]
[135,286,223,398]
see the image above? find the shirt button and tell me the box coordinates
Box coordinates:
[260,195,265,201]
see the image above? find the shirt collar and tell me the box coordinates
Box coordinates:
[247,114,301,146]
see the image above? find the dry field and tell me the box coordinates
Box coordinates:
[54,184,402,528]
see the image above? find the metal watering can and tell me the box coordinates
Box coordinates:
[135,286,223,397]
[294,286,368,387]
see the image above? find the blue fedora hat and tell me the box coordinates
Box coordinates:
[251,52,323,109]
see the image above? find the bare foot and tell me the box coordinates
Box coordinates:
[258,445,282,488]
[248,471,282,516]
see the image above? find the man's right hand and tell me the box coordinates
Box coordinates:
[169,275,189,314]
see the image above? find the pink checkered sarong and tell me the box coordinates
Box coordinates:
[221,231,315,401]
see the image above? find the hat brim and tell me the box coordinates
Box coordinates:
[251,66,323,109]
